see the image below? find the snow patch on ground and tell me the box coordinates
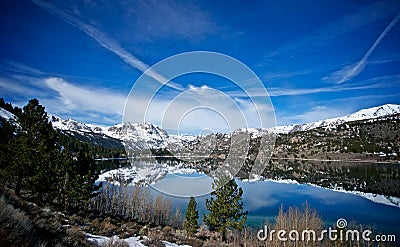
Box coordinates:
[86,233,191,247]
[163,241,191,247]
[86,233,147,247]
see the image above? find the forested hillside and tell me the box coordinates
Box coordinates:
[0,98,129,245]
[272,113,400,161]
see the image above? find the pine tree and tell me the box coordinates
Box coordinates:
[65,143,101,211]
[7,99,58,199]
[204,175,248,241]
[184,196,199,237]
[0,118,16,186]
[0,98,107,213]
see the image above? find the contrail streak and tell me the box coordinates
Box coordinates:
[336,11,400,84]
[31,0,184,91]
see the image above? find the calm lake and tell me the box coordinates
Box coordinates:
[97,159,400,239]
[149,172,400,238]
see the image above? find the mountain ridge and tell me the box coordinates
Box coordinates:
[1,103,400,151]
[271,104,400,134]
[50,103,400,136]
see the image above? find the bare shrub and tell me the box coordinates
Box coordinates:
[239,202,324,247]
[0,196,33,245]
[89,217,119,236]
[271,202,323,247]
[91,184,174,226]
[65,225,92,246]
[100,236,129,247]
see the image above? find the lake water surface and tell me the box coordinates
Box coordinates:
[98,159,400,239]
[150,173,400,238]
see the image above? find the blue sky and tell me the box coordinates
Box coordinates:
[0,0,399,134]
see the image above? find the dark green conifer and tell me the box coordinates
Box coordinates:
[184,196,199,237]
[9,99,56,199]
[204,175,248,242]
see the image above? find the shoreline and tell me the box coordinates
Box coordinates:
[97,165,400,209]
[270,157,400,164]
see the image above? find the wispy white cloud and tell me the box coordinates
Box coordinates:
[269,81,393,97]
[122,0,218,42]
[0,60,130,87]
[1,60,46,76]
[0,76,48,99]
[44,77,126,115]
[263,1,400,64]
[261,69,315,80]
[368,56,400,65]
[31,0,184,91]
[125,84,274,134]
[2,74,273,133]
[276,91,400,126]
[323,11,400,84]
[226,75,399,97]
[3,71,398,130]
[0,74,126,124]
[280,93,400,113]
[287,106,349,124]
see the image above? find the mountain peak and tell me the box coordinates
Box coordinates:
[2,103,399,149]
[272,104,400,134]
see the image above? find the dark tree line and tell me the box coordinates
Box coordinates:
[0,98,105,212]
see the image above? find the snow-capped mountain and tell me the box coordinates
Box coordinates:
[0,108,15,121]
[50,117,196,151]
[104,122,173,151]
[0,107,20,127]
[1,103,400,150]
[271,104,400,134]
[49,103,399,150]
[50,115,93,132]
[233,127,273,137]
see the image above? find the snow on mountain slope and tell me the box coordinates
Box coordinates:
[104,122,168,142]
[49,117,196,151]
[50,115,93,132]
[233,127,274,137]
[105,123,197,151]
[0,107,18,127]
[3,103,399,149]
[271,104,400,134]
[104,122,171,151]
[0,108,15,120]
[347,104,400,119]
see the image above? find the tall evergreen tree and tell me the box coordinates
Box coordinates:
[1,98,101,211]
[0,117,16,185]
[184,196,199,237]
[204,175,248,241]
[65,143,101,211]
[7,99,57,199]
